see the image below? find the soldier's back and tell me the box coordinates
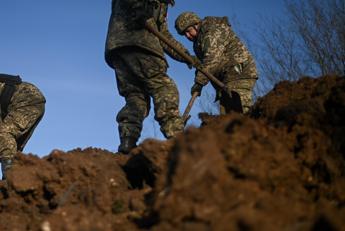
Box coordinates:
[105,0,167,67]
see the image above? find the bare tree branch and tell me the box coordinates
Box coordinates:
[253,0,344,95]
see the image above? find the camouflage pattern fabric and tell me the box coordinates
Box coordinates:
[105,0,187,141]
[0,82,45,161]
[112,47,184,139]
[105,0,190,68]
[192,16,258,113]
[222,59,257,113]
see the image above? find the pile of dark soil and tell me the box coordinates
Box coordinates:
[0,75,344,231]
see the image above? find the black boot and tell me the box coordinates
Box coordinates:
[118,137,137,154]
[1,158,13,180]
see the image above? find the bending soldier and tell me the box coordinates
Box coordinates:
[0,74,45,180]
[175,12,258,114]
[105,0,191,154]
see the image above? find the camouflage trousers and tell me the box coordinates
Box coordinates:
[111,47,184,141]
[215,59,257,114]
[0,82,45,161]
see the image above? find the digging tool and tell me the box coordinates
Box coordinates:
[182,91,199,125]
[145,19,230,95]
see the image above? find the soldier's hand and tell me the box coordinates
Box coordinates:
[186,56,200,69]
[191,55,201,66]
[191,83,203,96]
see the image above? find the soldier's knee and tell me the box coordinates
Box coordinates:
[19,82,46,104]
[36,89,46,104]
[160,117,184,138]
[118,95,150,120]
[35,102,46,119]
[154,99,179,121]
[116,109,142,123]
[147,74,178,95]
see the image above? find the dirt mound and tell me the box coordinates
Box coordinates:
[1,75,344,231]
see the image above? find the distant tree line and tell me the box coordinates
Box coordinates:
[255,0,345,94]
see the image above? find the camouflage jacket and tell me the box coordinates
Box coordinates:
[105,0,189,67]
[0,79,46,118]
[193,17,255,85]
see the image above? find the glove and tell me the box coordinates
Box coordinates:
[191,55,201,66]
[191,83,203,96]
[186,55,200,69]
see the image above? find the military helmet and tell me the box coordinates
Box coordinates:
[175,12,201,35]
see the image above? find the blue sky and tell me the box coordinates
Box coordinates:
[0,0,286,157]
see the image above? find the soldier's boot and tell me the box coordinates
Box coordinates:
[118,137,137,154]
[1,158,13,180]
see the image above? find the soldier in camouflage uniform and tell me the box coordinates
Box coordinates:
[105,0,191,154]
[0,74,45,180]
[175,12,258,114]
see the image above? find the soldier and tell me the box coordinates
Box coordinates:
[105,0,192,154]
[0,74,45,180]
[175,12,258,114]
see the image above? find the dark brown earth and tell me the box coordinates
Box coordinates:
[0,75,344,231]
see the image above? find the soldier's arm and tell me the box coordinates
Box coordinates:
[195,26,230,85]
[160,21,191,63]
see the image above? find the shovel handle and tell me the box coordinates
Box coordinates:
[145,19,228,93]
[182,91,199,124]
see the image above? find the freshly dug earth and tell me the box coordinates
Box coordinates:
[0,75,344,231]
